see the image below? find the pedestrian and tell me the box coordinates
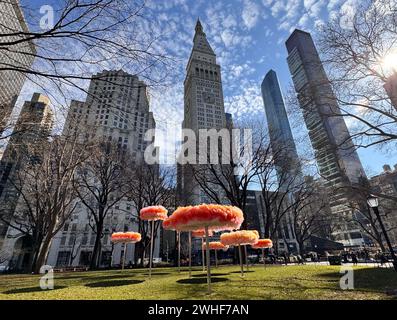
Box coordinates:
[351,253,358,266]
[282,252,288,265]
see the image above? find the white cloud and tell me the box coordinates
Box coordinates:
[340,0,359,30]
[242,0,262,29]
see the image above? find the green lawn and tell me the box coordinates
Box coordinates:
[0,265,396,300]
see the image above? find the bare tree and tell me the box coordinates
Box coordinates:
[290,178,333,254]
[129,163,175,266]
[342,178,397,251]
[317,0,397,150]
[0,135,89,273]
[191,122,270,229]
[0,250,11,265]
[0,0,171,92]
[0,0,172,143]
[189,121,323,251]
[73,141,132,269]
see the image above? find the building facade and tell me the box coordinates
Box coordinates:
[370,164,397,245]
[0,93,54,260]
[286,29,367,247]
[0,71,159,270]
[261,69,303,189]
[179,19,228,205]
[0,0,36,134]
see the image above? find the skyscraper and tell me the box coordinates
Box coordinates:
[45,70,158,269]
[0,0,36,134]
[0,93,54,240]
[179,19,227,205]
[63,70,156,159]
[286,29,367,247]
[261,69,302,188]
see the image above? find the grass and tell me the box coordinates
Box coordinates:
[0,265,396,300]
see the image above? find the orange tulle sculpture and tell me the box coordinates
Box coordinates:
[164,204,245,294]
[202,241,229,251]
[140,206,168,221]
[220,230,259,246]
[111,232,141,244]
[252,239,273,249]
[192,230,214,238]
[164,204,244,232]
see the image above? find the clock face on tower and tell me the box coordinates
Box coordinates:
[203,92,215,104]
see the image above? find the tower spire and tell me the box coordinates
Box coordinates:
[192,18,214,56]
[195,18,205,35]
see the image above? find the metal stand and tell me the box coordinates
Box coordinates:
[202,238,205,272]
[205,226,211,294]
[178,231,181,273]
[149,220,155,279]
[122,243,127,270]
[189,231,192,278]
[239,245,244,277]
[244,245,249,271]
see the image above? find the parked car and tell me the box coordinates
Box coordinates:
[0,265,9,273]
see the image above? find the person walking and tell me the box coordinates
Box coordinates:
[351,252,358,266]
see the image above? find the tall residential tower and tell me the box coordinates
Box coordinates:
[0,93,54,243]
[261,69,303,189]
[0,0,36,134]
[286,29,367,247]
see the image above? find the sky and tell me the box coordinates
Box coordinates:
[12,0,397,177]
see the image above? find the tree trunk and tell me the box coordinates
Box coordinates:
[27,233,42,273]
[33,235,53,274]
[27,243,40,273]
[90,221,103,270]
[298,240,305,255]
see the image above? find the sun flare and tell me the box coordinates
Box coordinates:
[381,52,397,74]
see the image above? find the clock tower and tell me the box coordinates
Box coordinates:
[179,19,228,205]
[183,19,227,133]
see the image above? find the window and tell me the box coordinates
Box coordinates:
[68,234,76,246]
[101,251,112,266]
[56,251,71,267]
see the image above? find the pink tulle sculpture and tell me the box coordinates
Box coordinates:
[252,239,273,249]
[192,230,214,238]
[164,204,244,232]
[111,232,142,244]
[202,241,229,251]
[140,206,168,221]
[220,230,259,246]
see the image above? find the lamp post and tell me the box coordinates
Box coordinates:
[367,195,397,271]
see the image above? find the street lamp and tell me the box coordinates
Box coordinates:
[367,195,397,271]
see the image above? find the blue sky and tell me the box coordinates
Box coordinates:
[17,0,397,177]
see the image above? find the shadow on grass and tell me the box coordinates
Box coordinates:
[277,267,397,296]
[192,273,230,278]
[85,280,144,288]
[55,275,89,281]
[3,286,67,294]
[177,277,229,285]
[89,274,137,281]
[230,270,255,274]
